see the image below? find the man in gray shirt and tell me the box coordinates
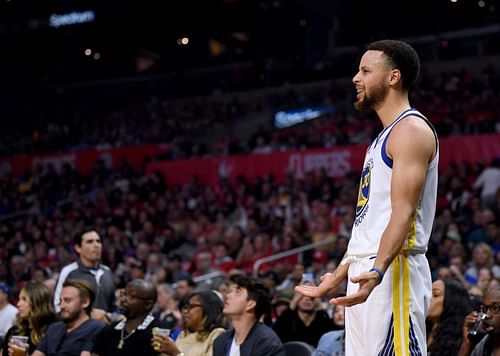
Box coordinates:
[54,228,115,323]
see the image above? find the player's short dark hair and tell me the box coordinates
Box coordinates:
[367,39,420,90]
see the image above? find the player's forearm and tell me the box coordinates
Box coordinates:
[319,253,349,294]
[373,208,414,273]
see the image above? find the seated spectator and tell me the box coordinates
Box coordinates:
[26,279,104,356]
[332,304,345,330]
[0,283,17,343]
[2,282,56,356]
[313,303,347,356]
[273,288,334,347]
[175,277,196,309]
[213,242,236,273]
[313,330,345,356]
[268,290,293,326]
[277,264,305,291]
[193,251,224,292]
[213,275,285,356]
[92,279,168,356]
[306,251,328,285]
[152,290,226,356]
[465,243,500,284]
[153,284,182,331]
[459,284,500,355]
[426,279,472,356]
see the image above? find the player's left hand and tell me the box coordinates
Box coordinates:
[328,270,380,307]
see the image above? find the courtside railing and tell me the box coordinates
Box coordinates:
[252,237,337,277]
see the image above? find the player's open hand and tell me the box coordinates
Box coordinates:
[329,270,379,307]
[295,284,323,298]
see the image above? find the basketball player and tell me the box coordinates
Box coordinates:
[296,40,438,356]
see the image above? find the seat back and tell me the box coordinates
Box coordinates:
[283,341,315,356]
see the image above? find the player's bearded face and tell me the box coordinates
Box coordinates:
[354,80,389,111]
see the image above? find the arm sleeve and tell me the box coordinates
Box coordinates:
[53,265,73,312]
[82,323,105,352]
[36,332,49,354]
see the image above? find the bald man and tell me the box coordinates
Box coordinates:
[92,279,168,356]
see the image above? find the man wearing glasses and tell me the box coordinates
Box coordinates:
[459,284,500,356]
[91,279,168,356]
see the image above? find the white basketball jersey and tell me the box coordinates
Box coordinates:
[348,108,439,256]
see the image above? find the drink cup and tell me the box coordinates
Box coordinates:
[10,335,29,356]
[152,328,170,352]
[152,327,170,337]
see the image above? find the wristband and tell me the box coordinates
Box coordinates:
[369,267,384,285]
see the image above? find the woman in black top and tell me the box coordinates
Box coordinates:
[2,282,56,356]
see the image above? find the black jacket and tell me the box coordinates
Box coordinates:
[213,322,285,356]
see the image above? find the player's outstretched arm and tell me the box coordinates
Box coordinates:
[295,254,349,298]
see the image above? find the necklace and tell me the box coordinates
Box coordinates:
[115,313,155,350]
[118,327,136,349]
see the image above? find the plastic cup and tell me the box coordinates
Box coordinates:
[152,328,170,352]
[152,327,170,337]
[10,336,29,356]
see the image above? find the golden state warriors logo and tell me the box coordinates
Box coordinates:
[355,159,372,226]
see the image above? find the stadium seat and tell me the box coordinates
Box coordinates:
[283,341,315,356]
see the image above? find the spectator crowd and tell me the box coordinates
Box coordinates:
[0,64,499,355]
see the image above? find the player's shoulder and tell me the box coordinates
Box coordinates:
[391,115,435,145]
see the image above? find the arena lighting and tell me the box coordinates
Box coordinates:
[177,37,190,45]
[274,106,333,129]
[49,10,95,28]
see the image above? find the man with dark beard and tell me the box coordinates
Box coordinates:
[91,279,168,356]
[31,279,104,356]
[296,40,439,356]
[273,290,334,347]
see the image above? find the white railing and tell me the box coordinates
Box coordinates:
[252,237,337,277]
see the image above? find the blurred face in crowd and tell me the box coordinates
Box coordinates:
[60,286,88,323]
[176,280,193,301]
[450,256,466,273]
[436,267,452,281]
[17,290,32,319]
[474,245,491,266]
[333,305,345,327]
[297,295,315,314]
[196,252,212,273]
[182,295,204,332]
[292,264,305,282]
[427,280,445,323]
[76,231,102,265]
[157,286,174,311]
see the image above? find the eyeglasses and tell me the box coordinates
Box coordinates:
[120,290,151,301]
[182,302,203,311]
[480,303,500,315]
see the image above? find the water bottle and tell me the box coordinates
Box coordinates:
[467,312,488,343]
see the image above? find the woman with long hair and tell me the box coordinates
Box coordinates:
[1,282,56,356]
[427,278,472,355]
[152,290,226,356]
